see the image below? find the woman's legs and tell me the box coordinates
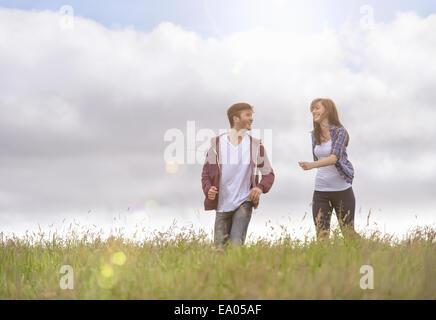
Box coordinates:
[313,187,360,241]
[312,191,334,240]
[330,187,361,240]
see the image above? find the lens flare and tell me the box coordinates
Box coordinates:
[145,199,158,212]
[112,251,127,266]
[97,274,115,289]
[100,264,114,278]
[165,161,179,174]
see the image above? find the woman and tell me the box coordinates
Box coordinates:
[298,98,360,241]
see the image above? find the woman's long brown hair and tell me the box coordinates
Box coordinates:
[310,98,348,146]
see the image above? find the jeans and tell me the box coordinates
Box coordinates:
[312,187,360,240]
[214,200,253,247]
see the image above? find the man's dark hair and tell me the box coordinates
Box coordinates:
[227,103,254,128]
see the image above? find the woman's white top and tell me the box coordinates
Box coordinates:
[314,140,352,192]
[217,134,251,212]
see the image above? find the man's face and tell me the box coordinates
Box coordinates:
[234,110,253,131]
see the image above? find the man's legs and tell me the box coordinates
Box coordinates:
[214,211,234,247]
[229,201,253,245]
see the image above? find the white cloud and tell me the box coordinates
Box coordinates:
[0,8,435,232]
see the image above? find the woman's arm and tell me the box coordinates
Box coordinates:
[312,154,337,168]
[299,127,346,171]
[299,154,337,170]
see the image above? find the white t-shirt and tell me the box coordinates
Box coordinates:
[314,140,352,192]
[217,134,251,212]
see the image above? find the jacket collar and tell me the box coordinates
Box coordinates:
[211,133,261,165]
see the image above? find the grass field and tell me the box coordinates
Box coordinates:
[0,222,435,299]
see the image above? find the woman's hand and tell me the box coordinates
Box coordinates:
[298,161,315,170]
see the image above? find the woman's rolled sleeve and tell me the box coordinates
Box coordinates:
[331,127,348,160]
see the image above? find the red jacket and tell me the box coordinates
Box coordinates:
[201,133,275,211]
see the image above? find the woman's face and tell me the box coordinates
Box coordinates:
[311,102,327,124]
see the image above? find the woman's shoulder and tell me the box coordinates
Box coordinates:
[330,124,345,130]
[330,125,348,134]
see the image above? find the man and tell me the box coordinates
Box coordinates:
[201,103,275,247]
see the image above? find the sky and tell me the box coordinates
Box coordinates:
[1,0,436,37]
[0,1,435,241]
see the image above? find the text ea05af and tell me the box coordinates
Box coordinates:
[218,304,262,315]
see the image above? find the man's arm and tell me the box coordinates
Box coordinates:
[201,149,212,197]
[256,143,275,194]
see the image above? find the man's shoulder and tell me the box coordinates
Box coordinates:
[248,134,261,144]
[210,133,227,143]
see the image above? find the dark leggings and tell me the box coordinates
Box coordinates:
[312,187,360,240]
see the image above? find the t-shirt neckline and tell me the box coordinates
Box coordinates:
[226,134,247,148]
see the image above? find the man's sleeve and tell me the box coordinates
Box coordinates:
[201,149,212,197]
[256,143,275,194]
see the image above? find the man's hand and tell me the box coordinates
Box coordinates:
[249,187,262,203]
[298,161,315,170]
[208,186,219,200]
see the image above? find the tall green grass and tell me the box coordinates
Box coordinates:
[0,222,435,299]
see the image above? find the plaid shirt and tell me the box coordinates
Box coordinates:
[311,125,354,184]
